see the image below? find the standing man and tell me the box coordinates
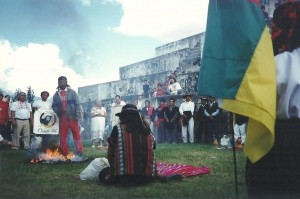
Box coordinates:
[204,96,220,144]
[155,98,167,144]
[32,91,52,111]
[52,76,83,156]
[136,94,144,112]
[233,114,248,145]
[10,92,33,150]
[143,80,150,98]
[179,93,195,144]
[148,80,156,98]
[196,97,209,144]
[0,92,9,140]
[110,95,126,128]
[33,91,59,149]
[164,97,180,144]
[141,100,156,137]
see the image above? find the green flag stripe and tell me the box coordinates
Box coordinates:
[198,0,266,98]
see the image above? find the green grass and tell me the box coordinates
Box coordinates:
[0,142,248,199]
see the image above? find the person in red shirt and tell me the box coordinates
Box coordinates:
[154,82,166,97]
[0,92,9,140]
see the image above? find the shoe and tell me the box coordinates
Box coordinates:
[11,146,19,150]
[92,145,95,148]
[76,152,88,161]
[161,174,182,183]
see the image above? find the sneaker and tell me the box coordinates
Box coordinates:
[11,146,19,150]
[92,145,95,148]
[76,152,88,161]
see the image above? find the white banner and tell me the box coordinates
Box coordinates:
[33,109,59,135]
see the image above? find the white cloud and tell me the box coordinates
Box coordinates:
[111,0,208,42]
[80,0,92,6]
[0,40,98,98]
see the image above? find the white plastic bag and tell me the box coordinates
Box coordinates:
[220,135,230,147]
[79,157,110,181]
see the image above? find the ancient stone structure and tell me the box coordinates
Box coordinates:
[78,33,205,139]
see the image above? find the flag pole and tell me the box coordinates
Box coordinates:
[229,111,239,199]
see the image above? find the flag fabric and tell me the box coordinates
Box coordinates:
[198,0,276,163]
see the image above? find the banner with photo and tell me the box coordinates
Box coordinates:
[33,109,59,135]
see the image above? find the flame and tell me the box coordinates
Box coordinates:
[30,148,75,163]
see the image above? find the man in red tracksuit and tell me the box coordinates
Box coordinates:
[52,76,83,156]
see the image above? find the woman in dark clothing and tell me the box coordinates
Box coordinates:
[100,104,157,185]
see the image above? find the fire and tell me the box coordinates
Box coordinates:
[30,148,75,164]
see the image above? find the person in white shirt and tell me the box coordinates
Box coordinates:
[32,91,52,111]
[179,93,195,143]
[110,95,126,127]
[167,77,182,95]
[136,94,144,111]
[90,99,107,148]
[10,92,33,150]
[32,91,59,150]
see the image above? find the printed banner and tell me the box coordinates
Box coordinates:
[33,109,59,135]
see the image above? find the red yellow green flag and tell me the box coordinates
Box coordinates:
[198,0,276,163]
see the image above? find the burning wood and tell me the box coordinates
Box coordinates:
[30,148,88,164]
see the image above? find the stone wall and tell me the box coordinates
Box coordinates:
[155,34,201,57]
[78,33,204,104]
[78,32,208,140]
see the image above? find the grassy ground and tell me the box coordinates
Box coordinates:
[0,142,248,199]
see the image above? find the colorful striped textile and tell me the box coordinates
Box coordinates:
[156,162,210,178]
[107,125,156,177]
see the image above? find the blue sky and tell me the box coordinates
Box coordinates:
[0,0,208,97]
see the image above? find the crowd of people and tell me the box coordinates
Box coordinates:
[0,76,85,157]
[0,83,247,152]
[141,71,182,98]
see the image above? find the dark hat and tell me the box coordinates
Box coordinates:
[58,76,67,81]
[115,104,139,116]
[200,96,208,101]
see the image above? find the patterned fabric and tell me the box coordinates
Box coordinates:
[272,1,300,55]
[107,125,156,177]
[157,162,210,178]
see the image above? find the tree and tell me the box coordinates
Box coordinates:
[26,86,35,104]
[13,88,21,102]
[12,86,35,103]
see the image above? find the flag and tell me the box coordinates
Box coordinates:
[198,0,276,163]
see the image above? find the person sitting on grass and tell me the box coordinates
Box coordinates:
[99,104,182,185]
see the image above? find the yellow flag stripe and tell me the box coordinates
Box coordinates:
[222,27,276,163]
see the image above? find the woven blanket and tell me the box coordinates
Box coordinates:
[157,162,210,178]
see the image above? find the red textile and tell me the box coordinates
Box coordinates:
[60,90,67,113]
[0,101,9,124]
[157,162,210,178]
